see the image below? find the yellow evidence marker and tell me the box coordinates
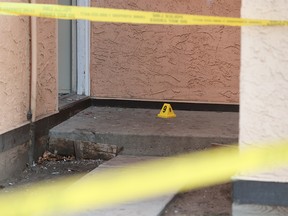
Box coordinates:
[157,103,176,118]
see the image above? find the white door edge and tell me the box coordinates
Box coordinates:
[77,0,90,96]
[71,0,77,93]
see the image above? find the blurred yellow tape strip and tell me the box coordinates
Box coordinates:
[1,2,288,26]
[0,141,288,215]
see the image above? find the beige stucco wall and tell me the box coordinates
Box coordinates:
[0,0,57,133]
[0,0,30,133]
[90,0,241,103]
[0,0,58,180]
[239,0,288,182]
[36,0,58,118]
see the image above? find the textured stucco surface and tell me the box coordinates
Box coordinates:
[36,0,58,118]
[0,0,57,181]
[0,0,30,133]
[91,0,240,103]
[0,0,57,133]
[239,0,288,182]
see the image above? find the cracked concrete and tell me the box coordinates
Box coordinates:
[49,106,238,156]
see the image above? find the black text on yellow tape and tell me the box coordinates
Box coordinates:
[0,2,288,26]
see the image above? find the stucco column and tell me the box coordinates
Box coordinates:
[233,1,288,215]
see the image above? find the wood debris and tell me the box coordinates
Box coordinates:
[37,151,75,164]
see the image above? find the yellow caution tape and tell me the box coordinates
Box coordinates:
[0,2,288,215]
[0,2,288,26]
[0,141,288,215]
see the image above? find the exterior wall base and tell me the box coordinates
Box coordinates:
[233,180,288,216]
[0,143,29,181]
[0,98,91,181]
[91,98,239,112]
[233,204,288,216]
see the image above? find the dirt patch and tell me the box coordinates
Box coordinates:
[0,151,232,216]
[0,152,103,191]
[162,183,232,216]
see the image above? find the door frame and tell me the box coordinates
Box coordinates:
[77,0,91,96]
[71,0,77,93]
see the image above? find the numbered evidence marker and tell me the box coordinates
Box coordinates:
[157,103,176,118]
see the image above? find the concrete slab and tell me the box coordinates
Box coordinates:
[60,155,175,216]
[58,94,89,110]
[49,106,238,156]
